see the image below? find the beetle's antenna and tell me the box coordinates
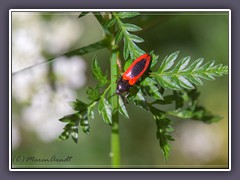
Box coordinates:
[106,93,129,109]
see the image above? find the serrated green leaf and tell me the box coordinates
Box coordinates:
[63,121,76,131]
[123,36,129,60]
[58,131,70,141]
[80,112,90,134]
[104,17,117,28]
[214,64,222,70]
[117,12,140,19]
[158,51,180,73]
[185,74,203,86]
[70,99,87,112]
[131,43,145,58]
[175,76,194,89]
[141,77,163,100]
[87,107,94,120]
[114,12,145,61]
[211,68,223,77]
[152,51,228,91]
[150,51,159,68]
[115,30,124,44]
[131,88,148,110]
[97,78,109,89]
[87,102,96,120]
[92,56,104,80]
[186,58,204,71]
[123,23,142,32]
[150,106,174,161]
[168,106,222,124]
[196,72,215,81]
[98,96,112,124]
[124,59,133,71]
[86,87,101,101]
[173,56,190,72]
[173,90,192,109]
[59,114,73,123]
[118,97,129,119]
[199,60,215,71]
[155,76,182,90]
[71,130,79,143]
[151,95,175,105]
[161,144,171,160]
[128,43,135,60]
[166,88,222,124]
[221,65,229,74]
[129,34,144,43]
[58,105,91,143]
[92,56,109,87]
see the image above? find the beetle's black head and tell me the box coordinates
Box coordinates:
[116,77,131,95]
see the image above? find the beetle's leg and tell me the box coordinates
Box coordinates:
[125,91,130,98]
[122,93,130,104]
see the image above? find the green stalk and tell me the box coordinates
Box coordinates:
[13,38,109,76]
[110,42,120,168]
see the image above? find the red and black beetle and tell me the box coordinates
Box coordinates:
[116,53,151,95]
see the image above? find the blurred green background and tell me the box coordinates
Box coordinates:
[11,11,229,168]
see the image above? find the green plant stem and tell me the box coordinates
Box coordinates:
[110,43,120,168]
[13,38,110,76]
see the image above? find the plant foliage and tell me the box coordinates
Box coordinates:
[58,12,228,161]
[105,12,145,60]
[152,51,228,90]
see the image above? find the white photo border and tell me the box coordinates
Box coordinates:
[9,9,231,171]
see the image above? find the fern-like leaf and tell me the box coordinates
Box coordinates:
[110,12,145,60]
[149,106,175,161]
[153,51,228,90]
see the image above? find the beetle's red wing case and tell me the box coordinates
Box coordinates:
[122,54,151,85]
[116,53,151,94]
